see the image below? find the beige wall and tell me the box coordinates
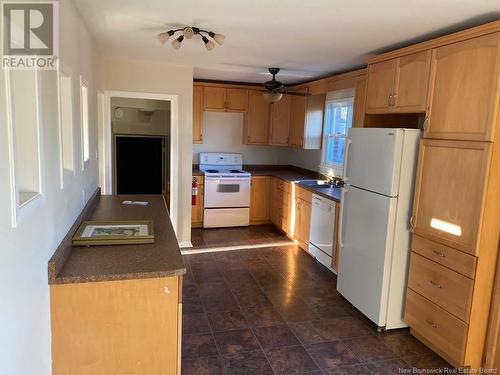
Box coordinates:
[0,1,101,373]
[102,58,193,244]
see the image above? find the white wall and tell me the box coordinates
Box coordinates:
[0,1,101,374]
[102,58,193,244]
[281,148,322,172]
[193,112,287,165]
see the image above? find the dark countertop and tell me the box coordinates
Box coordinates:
[48,193,186,285]
[193,165,341,202]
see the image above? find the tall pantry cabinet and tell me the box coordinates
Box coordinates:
[401,29,500,368]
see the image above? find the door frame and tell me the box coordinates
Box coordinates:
[100,90,180,236]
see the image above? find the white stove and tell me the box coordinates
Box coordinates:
[199,153,251,228]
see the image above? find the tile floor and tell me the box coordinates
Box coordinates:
[181,245,453,375]
[191,225,293,249]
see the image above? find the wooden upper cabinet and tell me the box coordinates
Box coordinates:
[352,78,366,128]
[365,51,431,114]
[425,33,500,141]
[365,59,398,113]
[193,86,203,143]
[269,94,292,146]
[226,88,248,112]
[394,50,431,112]
[202,86,249,112]
[250,176,270,223]
[289,92,325,149]
[244,90,270,145]
[203,87,226,111]
[289,94,307,147]
[412,139,492,256]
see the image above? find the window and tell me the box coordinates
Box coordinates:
[80,77,90,168]
[320,89,354,176]
[58,70,74,176]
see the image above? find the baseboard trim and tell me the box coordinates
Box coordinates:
[178,241,193,248]
[181,240,295,255]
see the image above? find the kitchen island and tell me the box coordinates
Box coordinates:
[48,190,185,375]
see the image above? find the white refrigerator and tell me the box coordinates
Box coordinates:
[337,128,421,330]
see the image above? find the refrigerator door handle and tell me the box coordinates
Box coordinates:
[338,187,347,249]
[342,138,352,181]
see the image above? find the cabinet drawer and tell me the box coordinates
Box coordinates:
[408,253,473,322]
[412,235,476,278]
[295,185,312,203]
[405,289,467,365]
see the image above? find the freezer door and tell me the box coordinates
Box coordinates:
[344,128,403,196]
[337,185,398,327]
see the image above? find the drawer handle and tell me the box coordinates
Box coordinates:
[429,280,442,289]
[425,319,438,329]
[432,250,446,258]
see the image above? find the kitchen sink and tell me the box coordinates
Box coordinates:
[297,180,334,188]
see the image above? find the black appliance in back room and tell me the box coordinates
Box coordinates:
[111,99,170,200]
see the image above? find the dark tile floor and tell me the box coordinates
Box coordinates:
[191,225,292,249]
[181,245,453,375]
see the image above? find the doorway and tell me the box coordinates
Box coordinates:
[110,97,170,204]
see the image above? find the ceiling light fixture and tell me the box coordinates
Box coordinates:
[157,26,225,51]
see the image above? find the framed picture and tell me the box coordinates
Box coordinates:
[72,220,155,246]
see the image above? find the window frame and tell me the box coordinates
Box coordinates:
[80,76,90,169]
[57,63,75,186]
[320,88,355,177]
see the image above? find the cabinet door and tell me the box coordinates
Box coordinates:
[250,176,270,223]
[353,79,366,128]
[226,89,248,112]
[203,87,226,111]
[303,94,325,149]
[412,139,492,255]
[244,90,270,145]
[191,178,204,227]
[289,94,307,147]
[269,95,292,146]
[426,33,500,141]
[193,86,203,143]
[298,199,311,246]
[365,59,397,113]
[393,50,431,113]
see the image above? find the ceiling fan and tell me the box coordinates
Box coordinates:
[262,68,309,102]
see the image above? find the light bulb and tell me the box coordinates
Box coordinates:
[213,33,225,45]
[263,92,283,103]
[171,35,184,49]
[184,27,194,39]
[157,31,173,45]
[202,36,215,51]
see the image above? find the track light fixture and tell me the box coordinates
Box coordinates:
[157,26,225,50]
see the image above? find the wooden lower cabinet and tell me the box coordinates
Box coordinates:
[294,196,311,249]
[485,256,500,368]
[405,288,468,365]
[250,176,270,224]
[50,276,182,375]
[191,175,204,228]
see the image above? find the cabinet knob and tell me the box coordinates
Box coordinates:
[429,280,442,289]
[432,250,445,258]
[425,319,438,329]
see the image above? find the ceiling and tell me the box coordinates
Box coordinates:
[74,0,500,84]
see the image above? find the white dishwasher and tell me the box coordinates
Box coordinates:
[309,194,337,273]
